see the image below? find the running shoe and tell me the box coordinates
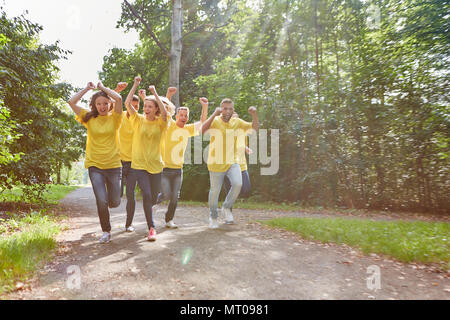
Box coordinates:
[165,220,178,229]
[147,227,157,241]
[99,232,111,243]
[223,208,235,224]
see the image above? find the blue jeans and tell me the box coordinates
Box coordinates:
[208,164,242,219]
[157,168,183,223]
[223,170,251,212]
[88,166,122,232]
[224,170,251,198]
[126,168,161,229]
[121,161,132,197]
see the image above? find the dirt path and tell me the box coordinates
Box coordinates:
[7,187,450,300]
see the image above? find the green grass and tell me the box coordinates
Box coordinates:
[261,217,450,269]
[0,211,62,294]
[0,184,79,204]
[179,200,308,211]
[0,184,77,295]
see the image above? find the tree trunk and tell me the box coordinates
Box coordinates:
[170,0,183,107]
[313,0,321,106]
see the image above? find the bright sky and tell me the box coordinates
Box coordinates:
[1,0,139,89]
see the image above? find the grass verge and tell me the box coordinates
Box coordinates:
[0,184,78,296]
[260,217,449,270]
[0,184,80,205]
[0,211,63,295]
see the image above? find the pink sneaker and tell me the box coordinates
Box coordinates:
[147,227,156,241]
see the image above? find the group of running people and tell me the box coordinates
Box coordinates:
[68,77,258,243]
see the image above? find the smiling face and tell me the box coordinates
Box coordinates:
[95,96,111,115]
[221,102,234,122]
[175,108,189,127]
[143,98,158,118]
[90,91,112,116]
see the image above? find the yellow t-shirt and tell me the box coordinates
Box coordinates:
[161,118,198,169]
[207,116,253,172]
[130,113,167,174]
[75,108,122,169]
[119,112,134,162]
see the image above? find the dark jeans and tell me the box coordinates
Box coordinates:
[88,166,122,232]
[157,168,183,223]
[121,161,132,197]
[223,170,251,211]
[126,168,161,229]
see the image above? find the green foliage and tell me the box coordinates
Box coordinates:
[0,211,61,294]
[0,11,85,198]
[101,0,449,213]
[262,217,450,268]
[0,184,79,205]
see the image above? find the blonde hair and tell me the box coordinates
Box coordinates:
[177,106,190,117]
[144,96,160,116]
[144,95,176,117]
[160,96,176,116]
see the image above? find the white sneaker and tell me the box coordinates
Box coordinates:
[209,217,219,229]
[223,208,234,224]
[99,232,111,243]
[165,220,178,229]
[125,226,135,232]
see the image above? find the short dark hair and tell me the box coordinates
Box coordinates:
[220,98,234,107]
[132,95,139,102]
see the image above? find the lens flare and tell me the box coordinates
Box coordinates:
[181,247,194,265]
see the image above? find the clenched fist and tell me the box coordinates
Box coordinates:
[86,82,96,90]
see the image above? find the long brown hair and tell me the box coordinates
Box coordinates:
[82,91,111,123]
[144,96,160,117]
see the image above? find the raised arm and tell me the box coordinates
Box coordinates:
[138,89,146,102]
[124,77,141,116]
[248,106,259,131]
[201,107,222,134]
[194,97,209,131]
[114,82,128,93]
[68,82,95,116]
[148,86,167,121]
[97,82,123,115]
[166,87,177,101]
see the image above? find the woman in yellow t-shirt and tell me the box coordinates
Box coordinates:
[123,76,168,242]
[68,82,123,244]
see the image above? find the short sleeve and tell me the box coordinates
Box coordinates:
[75,108,88,128]
[159,117,168,132]
[237,118,253,131]
[129,112,140,130]
[112,111,123,129]
[210,117,219,129]
[186,124,197,137]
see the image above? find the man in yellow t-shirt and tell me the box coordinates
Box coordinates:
[201,98,259,228]
[155,97,208,228]
[223,113,252,209]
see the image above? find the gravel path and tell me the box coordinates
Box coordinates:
[7,187,450,300]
